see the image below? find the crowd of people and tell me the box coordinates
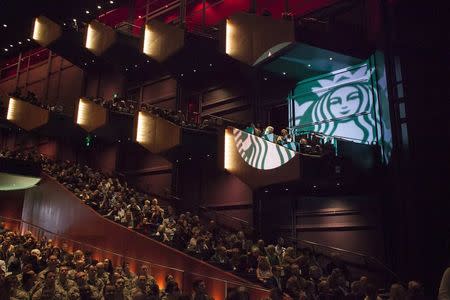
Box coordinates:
[87,97,213,131]
[0,148,426,300]
[9,88,64,113]
[0,227,223,300]
[91,97,137,115]
[140,104,213,131]
[244,124,333,156]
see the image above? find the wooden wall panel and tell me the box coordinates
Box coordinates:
[0,190,25,221]
[0,78,17,95]
[59,67,84,115]
[17,72,27,88]
[47,73,59,105]
[50,56,62,73]
[97,70,125,100]
[142,77,177,104]
[26,80,46,101]
[27,63,48,84]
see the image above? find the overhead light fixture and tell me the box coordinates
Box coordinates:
[264,77,268,81]
[86,10,90,14]
[9,44,13,47]
[27,38,31,42]
[73,18,77,22]
[329,57,333,60]
[193,69,197,72]
[109,0,114,3]
[146,60,149,63]
[307,64,311,67]
[180,73,184,77]
[282,71,286,75]
[2,24,7,28]
[3,48,8,52]
[97,5,102,9]
[209,63,212,67]
[18,41,22,45]
[134,64,137,68]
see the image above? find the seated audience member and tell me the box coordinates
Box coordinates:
[407,281,424,300]
[247,247,261,272]
[226,286,250,300]
[266,244,280,267]
[256,257,274,287]
[328,268,348,299]
[192,279,213,300]
[263,126,276,142]
[211,246,231,269]
[364,283,382,300]
[276,129,289,145]
[161,278,181,300]
[282,247,301,266]
[254,123,262,137]
[389,283,406,300]
[33,271,67,300]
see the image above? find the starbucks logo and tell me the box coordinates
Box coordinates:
[232,128,295,170]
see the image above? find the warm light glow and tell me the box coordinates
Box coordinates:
[76,98,90,126]
[32,18,44,42]
[136,111,150,144]
[143,24,155,56]
[6,98,18,121]
[225,19,236,55]
[85,24,96,50]
[224,129,235,171]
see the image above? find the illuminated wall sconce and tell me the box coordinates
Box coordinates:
[7,97,49,131]
[85,21,116,56]
[222,13,295,65]
[75,98,107,132]
[32,16,62,47]
[224,128,236,171]
[142,20,184,62]
[6,98,18,121]
[143,24,155,57]
[136,111,152,144]
[133,110,181,153]
[225,19,237,56]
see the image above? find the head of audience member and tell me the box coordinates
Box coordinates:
[390,283,406,300]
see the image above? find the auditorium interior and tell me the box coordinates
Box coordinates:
[0,0,448,299]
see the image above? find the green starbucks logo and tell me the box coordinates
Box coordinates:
[293,65,377,144]
[233,128,295,170]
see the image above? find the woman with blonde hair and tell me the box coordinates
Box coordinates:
[256,256,274,287]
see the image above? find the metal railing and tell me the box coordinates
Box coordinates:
[0,215,269,299]
[286,236,399,287]
[199,206,253,233]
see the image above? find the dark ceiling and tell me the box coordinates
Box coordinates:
[0,0,127,61]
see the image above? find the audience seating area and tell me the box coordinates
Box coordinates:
[242,124,334,156]
[0,149,426,300]
[8,88,64,113]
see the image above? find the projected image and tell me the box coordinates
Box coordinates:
[232,128,295,170]
[291,64,377,144]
